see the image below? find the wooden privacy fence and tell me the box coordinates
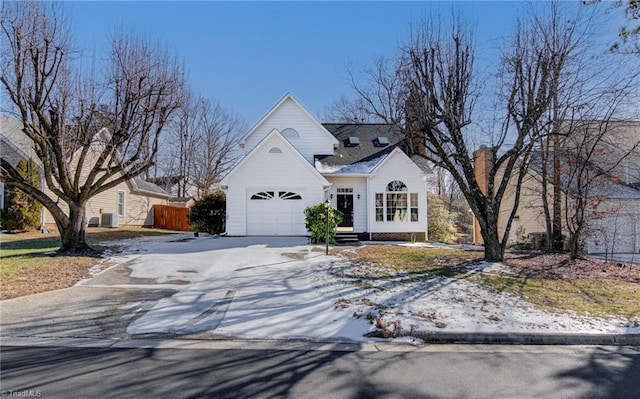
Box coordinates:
[153,205,190,231]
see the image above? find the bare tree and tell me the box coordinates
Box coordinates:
[559,114,640,259]
[155,95,244,200]
[322,95,376,123]
[348,6,580,261]
[0,2,186,253]
[519,1,640,257]
[156,91,200,197]
[190,99,243,197]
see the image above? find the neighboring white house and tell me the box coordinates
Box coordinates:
[221,93,432,240]
[1,115,169,228]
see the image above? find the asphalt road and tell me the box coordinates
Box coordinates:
[1,344,638,399]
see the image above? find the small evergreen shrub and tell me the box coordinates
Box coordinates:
[1,158,42,232]
[304,203,343,243]
[510,241,532,250]
[189,191,226,234]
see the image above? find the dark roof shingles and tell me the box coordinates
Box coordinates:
[319,123,430,173]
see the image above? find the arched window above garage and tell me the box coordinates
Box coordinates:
[250,191,275,200]
[281,128,300,140]
[279,191,302,200]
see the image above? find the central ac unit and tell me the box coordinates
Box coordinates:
[101,213,119,228]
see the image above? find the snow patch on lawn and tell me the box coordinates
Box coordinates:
[310,256,640,336]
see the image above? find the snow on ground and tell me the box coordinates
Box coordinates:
[310,257,639,336]
[91,235,639,342]
[94,235,371,341]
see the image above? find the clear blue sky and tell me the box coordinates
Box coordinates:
[66,1,616,125]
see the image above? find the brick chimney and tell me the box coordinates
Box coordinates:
[472,145,494,244]
[404,86,427,157]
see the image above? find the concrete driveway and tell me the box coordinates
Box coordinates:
[77,234,370,340]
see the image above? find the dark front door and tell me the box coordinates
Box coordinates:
[337,194,354,228]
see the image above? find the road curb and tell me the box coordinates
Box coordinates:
[408,331,640,346]
[2,332,639,352]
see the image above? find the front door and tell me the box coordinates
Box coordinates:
[337,192,354,229]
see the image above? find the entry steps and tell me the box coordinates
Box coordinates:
[335,233,361,245]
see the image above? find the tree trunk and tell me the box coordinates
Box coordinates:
[540,138,553,252]
[568,233,580,260]
[58,202,93,254]
[551,136,563,251]
[481,217,504,262]
[483,234,504,262]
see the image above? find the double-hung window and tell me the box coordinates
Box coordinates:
[375,181,419,222]
[117,191,125,217]
[386,180,408,222]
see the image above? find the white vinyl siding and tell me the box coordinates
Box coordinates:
[225,133,328,236]
[369,151,427,234]
[242,97,335,163]
[325,176,368,233]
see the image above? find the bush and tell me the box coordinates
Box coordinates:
[1,158,42,232]
[428,195,458,243]
[189,191,226,234]
[510,242,532,250]
[304,203,343,243]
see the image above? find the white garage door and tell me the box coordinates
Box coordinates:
[588,215,638,254]
[247,190,307,235]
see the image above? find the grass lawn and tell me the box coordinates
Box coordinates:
[338,245,484,277]
[0,227,174,300]
[471,274,639,319]
[339,245,640,319]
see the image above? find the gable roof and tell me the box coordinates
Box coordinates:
[239,93,338,148]
[528,150,640,201]
[371,147,428,176]
[317,123,432,175]
[559,120,640,184]
[129,176,169,197]
[221,127,330,186]
[1,115,167,198]
[147,175,182,191]
[0,115,41,170]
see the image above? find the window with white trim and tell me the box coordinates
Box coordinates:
[375,193,384,222]
[281,128,300,139]
[410,193,419,222]
[117,190,125,217]
[375,181,418,222]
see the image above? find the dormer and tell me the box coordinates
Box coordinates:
[374,136,389,147]
[346,136,360,147]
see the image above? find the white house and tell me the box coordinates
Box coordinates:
[221,94,432,240]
